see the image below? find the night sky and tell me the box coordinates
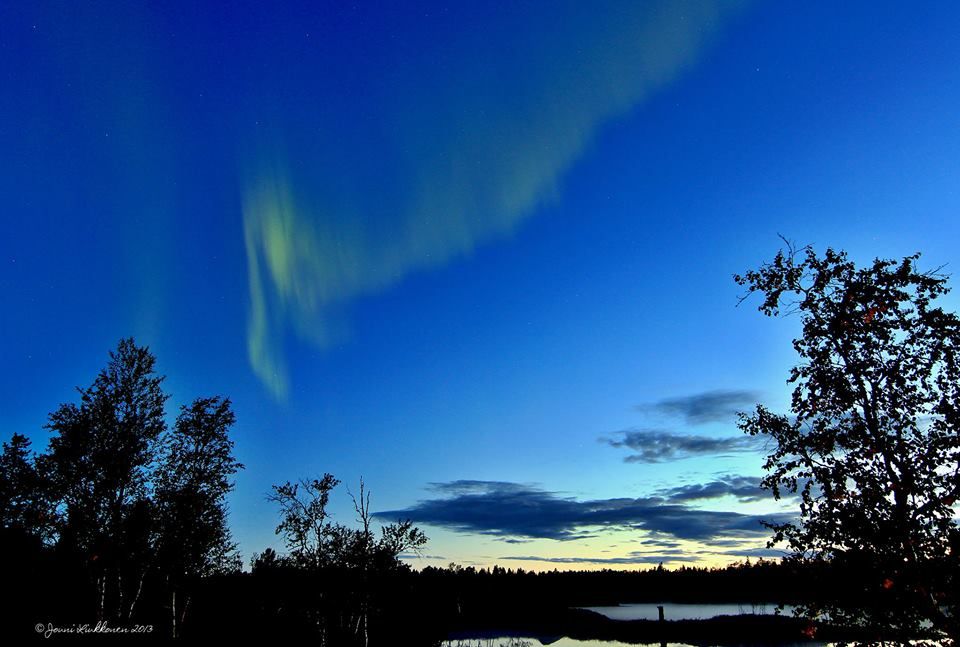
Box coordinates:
[3,1,959,570]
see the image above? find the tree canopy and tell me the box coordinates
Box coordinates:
[736,243,960,644]
[42,338,170,621]
[0,433,46,537]
[3,338,244,634]
[264,475,427,573]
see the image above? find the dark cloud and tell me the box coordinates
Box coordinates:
[498,552,700,565]
[500,544,790,564]
[715,546,788,559]
[636,538,682,549]
[656,475,767,503]
[426,480,534,496]
[707,538,759,548]
[601,429,762,463]
[641,389,760,424]
[374,481,792,542]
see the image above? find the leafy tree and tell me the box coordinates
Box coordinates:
[374,519,427,569]
[43,337,169,621]
[340,479,427,647]
[155,396,244,637]
[0,433,49,539]
[250,546,285,572]
[1,338,248,637]
[341,478,428,573]
[268,473,341,569]
[266,475,427,645]
[267,475,426,572]
[735,243,960,644]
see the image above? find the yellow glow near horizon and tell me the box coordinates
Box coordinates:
[398,526,778,573]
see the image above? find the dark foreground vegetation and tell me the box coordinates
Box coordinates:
[2,244,959,645]
[4,542,933,645]
[11,543,953,645]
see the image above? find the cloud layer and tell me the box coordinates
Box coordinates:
[602,429,762,463]
[374,479,788,542]
[600,389,765,463]
[655,475,767,503]
[499,552,700,565]
[641,389,761,424]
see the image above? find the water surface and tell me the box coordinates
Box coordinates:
[580,602,795,621]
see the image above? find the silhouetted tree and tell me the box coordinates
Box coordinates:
[735,242,960,644]
[0,433,48,538]
[341,478,427,646]
[0,338,252,638]
[43,338,169,622]
[268,473,341,570]
[342,478,428,572]
[250,546,286,572]
[265,475,427,645]
[267,475,426,573]
[155,396,244,637]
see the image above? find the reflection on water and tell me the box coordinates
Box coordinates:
[443,638,828,647]
[443,639,694,647]
[442,602,826,647]
[581,602,796,621]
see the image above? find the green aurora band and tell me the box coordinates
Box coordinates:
[242,1,746,398]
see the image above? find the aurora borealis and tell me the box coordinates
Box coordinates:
[3,1,960,570]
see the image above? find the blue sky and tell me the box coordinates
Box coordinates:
[2,1,959,569]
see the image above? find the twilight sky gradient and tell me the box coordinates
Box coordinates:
[2,1,959,570]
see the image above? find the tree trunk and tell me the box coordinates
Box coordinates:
[97,574,106,621]
[127,571,146,620]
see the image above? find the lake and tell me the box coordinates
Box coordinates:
[444,639,695,647]
[442,602,816,647]
[443,638,823,647]
[579,602,796,621]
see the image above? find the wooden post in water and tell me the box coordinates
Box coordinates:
[658,605,666,647]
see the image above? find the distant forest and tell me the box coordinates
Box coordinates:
[7,527,863,644]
